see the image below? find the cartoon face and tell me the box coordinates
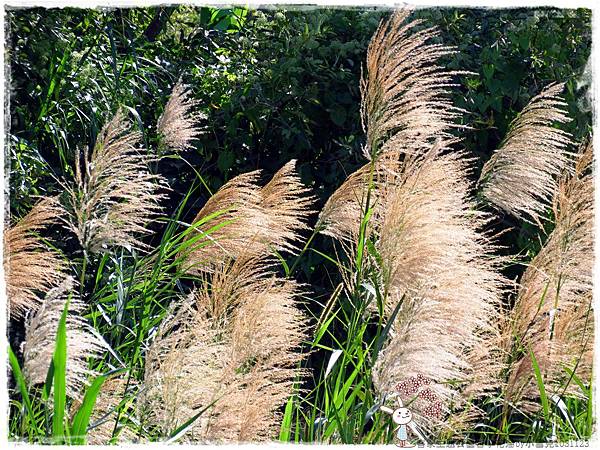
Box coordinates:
[392,407,412,425]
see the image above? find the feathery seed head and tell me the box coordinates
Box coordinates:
[22,277,108,400]
[157,82,206,154]
[142,265,307,441]
[317,150,402,243]
[4,197,66,318]
[479,83,574,224]
[320,140,506,435]
[505,139,593,410]
[371,147,506,432]
[183,160,313,274]
[361,10,465,159]
[62,111,168,253]
[143,160,313,441]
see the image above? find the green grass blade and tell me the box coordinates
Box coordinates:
[8,345,39,434]
[166,398,219,443]
[373,293,404,359]
[70,374,107,444]
[52,299,69,443]
[529,348,549,421]
[279,395,295,441]
[42,360,55,402]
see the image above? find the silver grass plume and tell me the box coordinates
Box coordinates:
[479,83,574,224]
[319,9,506,433]
[183,160,313,273]
[316,151,400,243]
[62,111,167,253]
[4,197,66,318]
[142,164,312,441]
[141,253,307,442]
[157,82,206,153]
[319,6,463,243]
[361,10,464,159]
[22,277,108,400]
[504,139,594,411]
[370,146,505,434]
[141,294,228,438]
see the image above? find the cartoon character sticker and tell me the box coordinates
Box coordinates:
[381,398,413,447]
[379,374,443,447]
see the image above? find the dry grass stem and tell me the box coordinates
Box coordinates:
[319,8,515,435]
[143,160,313,441]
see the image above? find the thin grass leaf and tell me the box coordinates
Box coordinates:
[70,374,107,444]
[52,299,69,443]
[165,398,219,444]
[325,349,344,379]
[8,345,38,434]
[279,395,295,441]
[529,348,549,421]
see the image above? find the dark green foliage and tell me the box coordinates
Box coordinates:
[414,8,591,158]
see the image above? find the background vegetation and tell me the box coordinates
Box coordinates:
[6,6,593,444]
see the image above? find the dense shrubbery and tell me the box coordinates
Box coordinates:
[5,6,593,445]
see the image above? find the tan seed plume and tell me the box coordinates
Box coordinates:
[22,277,108,400]
[4,197,66,318]
[479,83,574,224]
[183,160,313,274]
[62,111,168,253]
[141,294,227,439]
[504,139,594,411]
[370,146,505,434]
[142,163,313,441]
[157,82,206,153]
[361,10,464,159]
[317,149,405,245]
[142,253,307,442]
[318,9,506,434]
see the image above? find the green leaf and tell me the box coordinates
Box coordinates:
[69,374,107,444]
[217,150,235,173]
[482,63,495,79]
[52,299,70,443]
[518,33,530,50]
[8,345,38,433]
[329,105,347,126]
[373,294,405,359]
[530,347,550,421]
[279,395,295,441]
